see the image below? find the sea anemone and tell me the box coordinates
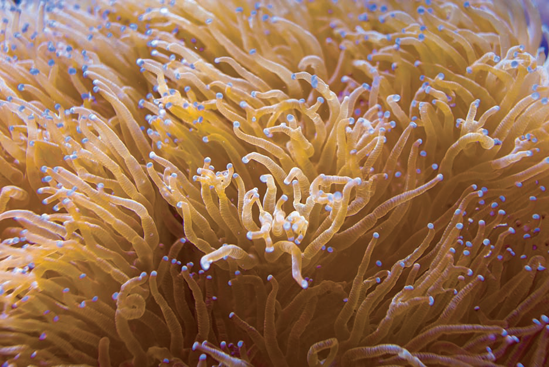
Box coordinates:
[1,0,549,366]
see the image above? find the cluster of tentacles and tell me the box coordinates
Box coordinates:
[1,0,549,366]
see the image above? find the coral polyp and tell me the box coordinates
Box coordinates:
[1,0,549,366]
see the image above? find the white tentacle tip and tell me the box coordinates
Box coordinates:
[200,258,211,271]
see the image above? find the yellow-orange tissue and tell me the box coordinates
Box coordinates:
[1,0,549,366]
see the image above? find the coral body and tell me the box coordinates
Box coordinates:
[1,0,549,366]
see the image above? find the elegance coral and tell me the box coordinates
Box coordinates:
[1,0,549,366]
